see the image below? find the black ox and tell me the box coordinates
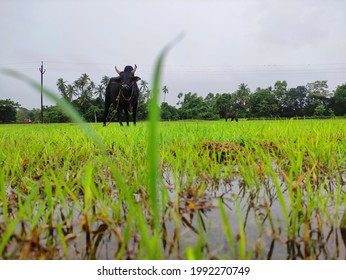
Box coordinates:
[225,112,238,122]
[103,67,141,126]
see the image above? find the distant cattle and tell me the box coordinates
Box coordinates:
[225,112,238,122]
[103,66,140,126]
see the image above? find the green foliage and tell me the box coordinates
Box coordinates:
[0,99,21,122]
[2,67,346,122]
[332,83,346,116]
[43,105,70,123]
[160,102,179,120]
[249,88,279,117]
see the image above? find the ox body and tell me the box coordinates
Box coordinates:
[225,112,238,122]
[103,67,140,126]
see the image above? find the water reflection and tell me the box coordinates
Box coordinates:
[1,170,345,260]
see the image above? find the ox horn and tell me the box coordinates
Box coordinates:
[131,64,137,75]
[115,66,121,74]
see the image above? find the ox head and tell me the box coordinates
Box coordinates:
[115,64,137,75]
[113,71,140,93]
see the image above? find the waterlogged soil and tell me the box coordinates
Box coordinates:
[1,121,346,259]
[3,167,344,260]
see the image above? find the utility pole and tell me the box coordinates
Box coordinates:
[39,61,46,123]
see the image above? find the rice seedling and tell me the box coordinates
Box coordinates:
[0,119,345,259]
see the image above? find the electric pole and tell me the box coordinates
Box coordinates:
[39,61,46,123]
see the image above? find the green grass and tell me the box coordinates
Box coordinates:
[0,119,345,259]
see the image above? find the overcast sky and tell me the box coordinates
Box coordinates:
[1,0,345,109]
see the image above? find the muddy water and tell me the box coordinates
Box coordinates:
[2,172,345,260]
[57,173,346,260]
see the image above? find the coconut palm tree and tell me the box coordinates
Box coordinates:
[100,76,110,89]
[66,85,74,102]
[139,79,149,94]
[162,85,168,102]
[95,84,105,100]
[57,78,67,98]
[74,73,92,98]
[235,83,250,115]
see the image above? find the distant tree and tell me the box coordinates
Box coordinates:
[136,79,150,120]
[56,74,97,118]
[160,102,179,120]
[162,85,168,103]
[177,92,184,106]
[139,79,149,94]
[43,105,69,123]
[137,99,148,120]
[249,88,279,117]
[234,83,251,117]
[313,105,327,117]
[305,80,330,115]
[306,80,329,96]
[94,84,102,98]
[214,93,235,118]
[57,78,67,98]
[178,92,214,119]
[281,86,308,117]
[100,76,110,89]
[57,78,75,102]
[16,107,34,122]
[331,83,346,116]
[74,73,93,97]
[84,103,103,122]
[204,93,215,106]
[0,99,21,122]
[273,80,288,115]
[204,93,219,117]
[30,108,42,122]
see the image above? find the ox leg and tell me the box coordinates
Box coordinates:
[124,107,129,126]
[132,104,137,126]
[117,106,123,126]
[103,101,111,126]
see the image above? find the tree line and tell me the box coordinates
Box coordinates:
[1,73,346,123]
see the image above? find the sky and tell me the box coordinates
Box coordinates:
[0,0,345,109]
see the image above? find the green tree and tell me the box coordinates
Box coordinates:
[100,76,110,89]
[57,78,75,102]
[281,86,308,117]
[162,85,168,103]
[273,80,288,115]
[313,105,327,116]
[74,73,93,96]
[234,83,251,117]
[214,93,235,118]
[43,105,69,123]
[160,102,179,120]
[178,92,213,119]
[249,88,279,118]
[204,93,220,118]
[139,79,149,94]
[16,107,34,122]
[136,79,150,120]
[95,84,105,100]
[177,92,184,106]
[0,99,21,122]
[331,83,346,116]
[305,81,330,116]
